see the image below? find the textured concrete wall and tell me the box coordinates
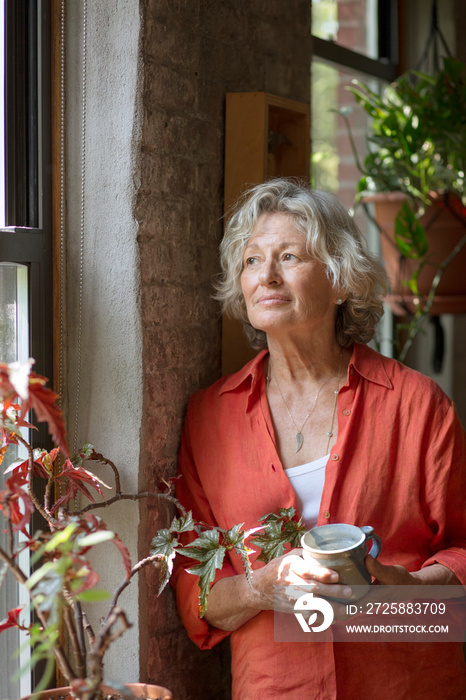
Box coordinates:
[135,1,311,697]
[65,0,143,685]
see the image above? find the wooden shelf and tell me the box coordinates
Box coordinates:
[222,92,310,375]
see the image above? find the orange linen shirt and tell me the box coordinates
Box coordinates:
[172,343,466,700]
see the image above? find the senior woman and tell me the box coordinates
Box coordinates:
[172,179,466,699]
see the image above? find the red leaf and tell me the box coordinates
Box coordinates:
[3,448,59,484]
[78,514,131,580]
[0,362,69,455]
[28,374,69,456]
[0,365,20,406]
[0,444,8,468]
[0,606,24,633]
[157,474,182,494]
[52,460,112,512]
[112,533,132,580]
[0,475,34,535]
[71,563,100,594]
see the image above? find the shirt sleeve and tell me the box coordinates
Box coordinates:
[420,399,466,585]
[170,394,235,649]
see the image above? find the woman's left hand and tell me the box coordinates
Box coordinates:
[365,556,461,586]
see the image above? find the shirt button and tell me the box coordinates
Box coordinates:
[331,454,339,461]
[350,368,354,375]
[343,409,351,416]
[323,511,330,519]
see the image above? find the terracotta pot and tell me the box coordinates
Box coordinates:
[364,192,466,315]
[19,682,173,700]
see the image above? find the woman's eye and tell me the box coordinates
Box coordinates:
[245,256,258,265]
[283,253,296,261]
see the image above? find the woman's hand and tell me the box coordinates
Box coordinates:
[203,548,353,631]
[252,548,353,615]
[365,556,461,586]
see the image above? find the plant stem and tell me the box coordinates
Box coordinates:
[70,490,181,515]
[86,607,131,699]
[340,110,364,174]
[63,605,84,679]
[88,451,121,493]
[16,433,60,527]
[104,553,163,621]
[399,231,466,362]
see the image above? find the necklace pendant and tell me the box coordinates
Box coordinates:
[295,432,304,453]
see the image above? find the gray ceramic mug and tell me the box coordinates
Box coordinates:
[301,523,382,602]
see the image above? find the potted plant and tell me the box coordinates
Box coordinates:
[0,360,302,700]
[339,56,466,360]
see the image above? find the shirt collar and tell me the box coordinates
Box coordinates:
[349,343,393,389]
[218,343,393,396]
[218,349,268,396]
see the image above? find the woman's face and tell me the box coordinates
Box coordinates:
[240,212,341,339]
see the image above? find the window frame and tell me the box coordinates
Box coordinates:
[312,0,399,82]
[1,0,53,406]
[1,0,53,694]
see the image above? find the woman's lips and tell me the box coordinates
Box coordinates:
[255,294,290,305]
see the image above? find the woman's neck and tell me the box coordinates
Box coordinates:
[264,338,352,468]
[265,334,349,384]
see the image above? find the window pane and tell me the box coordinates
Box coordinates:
[312,0,379,60]
[0,262,31,699]
[311,61,394,356]
[311,60,384,227]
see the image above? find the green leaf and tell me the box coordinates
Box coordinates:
[394,200,429,259]
[252,509,306,564]
[176,528,222,559]
[186,546,226,617]
[178,530,227,617]
[251,520,287,563]
[25,562,57,591]
[30,572,65,617]
[169,511,196,534]
[150,528,178,594]
[406,268,420,295]
[75,589,111,602]
[150,528,175,555]
[224,524,256,587]
[43,522,78,553]
[71,442,95,469]
[282,518,307,549]
[258,506,297,524]
[78,530,115,547]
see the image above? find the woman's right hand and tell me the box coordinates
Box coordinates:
[251,548,353,615]
[203,548,353,631]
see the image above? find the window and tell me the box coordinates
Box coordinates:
[311,0,399,210]
[0,263,31,700]
[311,0,399,355]
[0,1,52,697]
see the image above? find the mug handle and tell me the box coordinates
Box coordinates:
[361,525,382,560]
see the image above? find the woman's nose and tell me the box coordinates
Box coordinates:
[259,260,281,285]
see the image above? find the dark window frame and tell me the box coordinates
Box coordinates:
[1,1,52,689]
[1,0,53,415]
[312,0,400,82]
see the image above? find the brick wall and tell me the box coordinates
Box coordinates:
[134,2,311,697]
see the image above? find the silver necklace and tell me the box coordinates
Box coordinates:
[268,353,343,454]
[325,374,342,454]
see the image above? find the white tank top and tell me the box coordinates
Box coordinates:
[285,454,328,529]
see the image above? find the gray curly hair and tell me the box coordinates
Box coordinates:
[215,178,388,349]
